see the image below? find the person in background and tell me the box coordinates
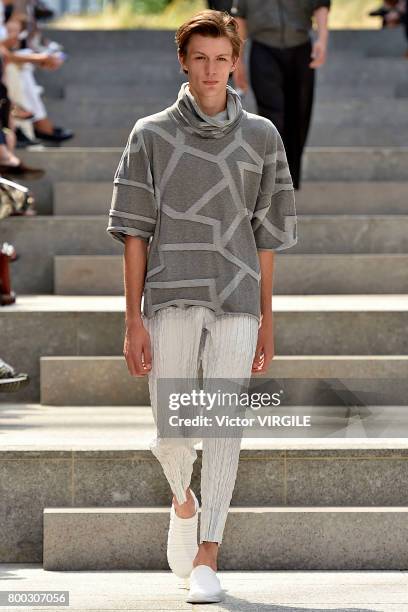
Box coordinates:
[207,0,232,10]
[369,1,408,57]
[2,11,73,142]
[231,0,331,190]
[0,45,43,170]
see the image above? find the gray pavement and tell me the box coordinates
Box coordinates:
[1,564,408,611]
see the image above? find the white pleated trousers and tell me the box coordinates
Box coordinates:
[142,305,259,545]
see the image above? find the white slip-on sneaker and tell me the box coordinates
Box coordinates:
[185,564,224,603]
[167,488,199,579]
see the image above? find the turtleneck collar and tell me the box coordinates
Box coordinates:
[168,81,244,139]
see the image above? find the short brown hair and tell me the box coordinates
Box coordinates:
[175,9,242,76]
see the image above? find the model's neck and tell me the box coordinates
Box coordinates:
[187,83,227,117]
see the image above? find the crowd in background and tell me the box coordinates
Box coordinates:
[0,0,74,390]
[0,0,73,174]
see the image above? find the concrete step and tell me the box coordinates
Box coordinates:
[44,95,408,129]
[50,63,403,89]
[41,64,407,145]
[50,127,131,147]
[315,57,408,86]
[307,124,408,147]
[1,564,407,610]
[18,147,408,182]
[6,403,408,451]
[2,294,408,402]
[54,253,408,296]
[40,28,407,56]
[61,75,406,102]
[2,402,408,563]
[53,181,408,215]
[61,82,405,104]
[36,47,407,92]
[52,69,407,107]
[54,181,113,214]
[40,353,408,406]
[295,181,408,214]
[43,505,408,571]
[65,124,408,147]
[315,83,408,101]
[2,215,408,294]
[44,106,408,148]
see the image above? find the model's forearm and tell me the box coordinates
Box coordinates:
[123,236,148,327]
[313,6,329,41]
[258,250,274,322]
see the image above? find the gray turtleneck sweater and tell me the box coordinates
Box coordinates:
[106,82,297,323]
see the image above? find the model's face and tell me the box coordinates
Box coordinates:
[179,33,236,99]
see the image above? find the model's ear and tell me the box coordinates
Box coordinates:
[177,53,187,74]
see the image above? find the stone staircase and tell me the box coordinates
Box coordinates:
[0,28,408,571]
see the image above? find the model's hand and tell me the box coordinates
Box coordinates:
[124,320,152,377]
[309,38,327,68]
[252,316,274,374]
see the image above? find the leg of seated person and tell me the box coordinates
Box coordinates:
[19,64,48,127]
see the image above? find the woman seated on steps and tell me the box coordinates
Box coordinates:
[1,12,73,145]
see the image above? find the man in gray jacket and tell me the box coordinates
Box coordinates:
[231,0,331,189]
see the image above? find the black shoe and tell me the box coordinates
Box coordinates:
[0,359,29,392]
[15,127,42,148]
[34,127,74,142]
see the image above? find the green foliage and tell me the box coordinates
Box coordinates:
[131,0,172,14]
[50,0,384,31]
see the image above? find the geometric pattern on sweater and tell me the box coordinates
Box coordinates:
[107,104,297,322]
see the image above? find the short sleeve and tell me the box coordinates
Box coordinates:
[230,0,247,19]
[106,120,158,245]
[251,124,297,252]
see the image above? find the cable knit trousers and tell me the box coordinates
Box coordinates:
[142,305,259,545]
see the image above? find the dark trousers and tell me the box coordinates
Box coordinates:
[249,38,315,190]
[0,60,9,146]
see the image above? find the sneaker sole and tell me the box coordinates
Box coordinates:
[0,376,30,392]
[186,591,224,603]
